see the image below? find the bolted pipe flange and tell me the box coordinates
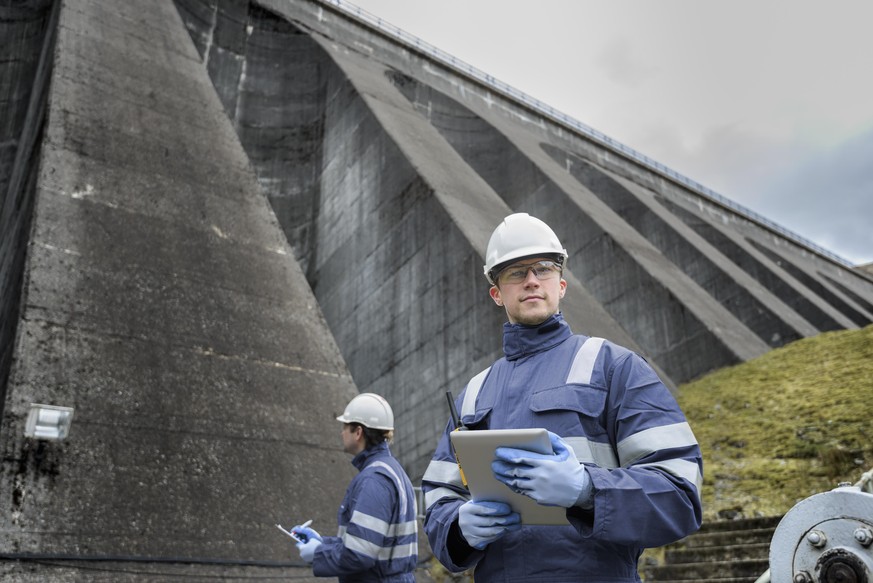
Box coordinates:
[770,487,873,581]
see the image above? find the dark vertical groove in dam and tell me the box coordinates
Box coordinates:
[823,274,873,314]
[553,151,804,349]
[747,239,872,326]
[0,0,57,417]
[656,196,850,332]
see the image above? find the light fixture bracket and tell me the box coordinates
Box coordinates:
[24,404,75,441]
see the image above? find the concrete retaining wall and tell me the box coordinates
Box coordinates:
[1,0,357,579]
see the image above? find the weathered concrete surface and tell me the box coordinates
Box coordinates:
[189,0,672,482]
[171,0,873,483]
[164,0,873,486]
[0,0,56,414]
[0,0,357,579]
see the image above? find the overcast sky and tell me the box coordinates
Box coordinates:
[345,0,873,266]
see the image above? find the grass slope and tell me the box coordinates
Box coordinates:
[678,324,873,520]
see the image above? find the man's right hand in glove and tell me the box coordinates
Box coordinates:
[296,537,322,563]
[291,525,322,544]
[291,525,323,564]
[458,500,521,550]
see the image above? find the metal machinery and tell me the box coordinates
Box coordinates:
[762,470,873,583]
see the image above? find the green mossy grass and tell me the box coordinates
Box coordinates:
[640,324,873,573]
[679,324,873,520]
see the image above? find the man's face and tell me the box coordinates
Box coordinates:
[489,257,566,325]
[341,423,363,455]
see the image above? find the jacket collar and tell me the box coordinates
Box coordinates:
[352,440,390,471]
[502,312,572,361]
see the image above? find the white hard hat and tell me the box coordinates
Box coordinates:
[483,213,568,284]
[336,393,394,430]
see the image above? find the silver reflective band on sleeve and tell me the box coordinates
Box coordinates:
[460,367,491,418]
[566,337,605,385]
[350,510,418,537]
[422,460,465,489]
[617,422,699,466]
[425,486,466,510]
[635,458,703,496]
[564,436,619,468]
[344,532,418,561]
[369,461,408,516]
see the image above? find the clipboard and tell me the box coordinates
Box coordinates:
[449,428,569,526]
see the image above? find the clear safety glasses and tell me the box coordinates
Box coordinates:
[496,260,563,285]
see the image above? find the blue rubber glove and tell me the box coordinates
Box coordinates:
[290,525,322,544]
[492,431,593,508]
[296,537,322,563]
[458,500,521,550]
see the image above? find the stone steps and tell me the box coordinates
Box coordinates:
[642,516,780,582]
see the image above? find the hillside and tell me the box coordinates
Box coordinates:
[677,323,873,521]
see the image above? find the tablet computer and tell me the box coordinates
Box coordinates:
[450,428,569,526]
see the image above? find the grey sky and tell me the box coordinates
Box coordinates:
[346,0,873,265]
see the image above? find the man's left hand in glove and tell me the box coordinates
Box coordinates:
[492,431,593,508]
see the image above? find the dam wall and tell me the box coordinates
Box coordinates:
[1,0,871,577]
[173,0,873,481]
[1,0,358,579]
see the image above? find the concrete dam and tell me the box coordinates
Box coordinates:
[2,0,872,579]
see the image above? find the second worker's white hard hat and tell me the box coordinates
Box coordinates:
[483,213,568,284]
[336,393,394,430]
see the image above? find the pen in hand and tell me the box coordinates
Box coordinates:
[293,519,314,543]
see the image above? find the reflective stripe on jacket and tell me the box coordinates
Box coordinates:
[313,442,418,582]
[422,313,703,582]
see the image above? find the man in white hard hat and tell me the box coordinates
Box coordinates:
[422,213,703,581]
[290,393,418,582]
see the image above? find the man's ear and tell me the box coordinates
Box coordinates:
[559,278,566,298]
[489,285,503,306]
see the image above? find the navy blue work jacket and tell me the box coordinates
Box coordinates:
[422,314,703,582]
[313,442,418,582]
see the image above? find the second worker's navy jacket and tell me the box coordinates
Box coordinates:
[312,442,418,582]
[422,313,703,582]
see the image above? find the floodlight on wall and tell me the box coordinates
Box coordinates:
[25,404,75,441]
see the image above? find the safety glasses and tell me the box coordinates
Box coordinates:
[496,260,562,285]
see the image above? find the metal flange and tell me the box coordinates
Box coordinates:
[770,486,873,582]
